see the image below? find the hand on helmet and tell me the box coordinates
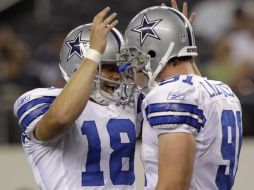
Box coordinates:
[161,0,196,23]
[89,7,118,54]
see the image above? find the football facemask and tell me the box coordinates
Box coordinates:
[59,24,134,105]
[118,6,198,89]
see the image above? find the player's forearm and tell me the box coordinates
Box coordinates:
[34,58,98,141]
[156,167,191,190]
[156,133,195,190]
[156,181,189,190]
[34,7,118,141]
[50,59,98,125]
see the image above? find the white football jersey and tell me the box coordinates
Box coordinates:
[13,87,139,190]
[141,75,242,190]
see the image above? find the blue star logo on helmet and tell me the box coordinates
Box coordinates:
[65,31,89,61]
[131,14,162,46]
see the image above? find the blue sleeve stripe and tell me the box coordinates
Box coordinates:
[20,104,50,132]
[148,115,202,131]
[145,103,203,118]
[17,96,55,119]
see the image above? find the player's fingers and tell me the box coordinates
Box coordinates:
[102,12,117,27]
[189,12,196,24]
[93,7,110,23]
[182,2,188,17]
[161,3,166,6]
[171,0,179,10]
[106,20,118,33]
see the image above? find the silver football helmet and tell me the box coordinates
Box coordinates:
[118,6,198,88]
[59,24,133,105]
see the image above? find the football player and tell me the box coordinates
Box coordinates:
[13,7,139,190]
[118,4,243,190]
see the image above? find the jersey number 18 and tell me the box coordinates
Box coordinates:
[81,119,136,186]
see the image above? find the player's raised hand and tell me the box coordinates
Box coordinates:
[89,7,118,54]
[161,0,196,23]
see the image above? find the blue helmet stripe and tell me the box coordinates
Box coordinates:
[170,9,193,46]
[148,115,202,131]
[110,28,122,51]
[20,104,51,132]
[17,96,55,119]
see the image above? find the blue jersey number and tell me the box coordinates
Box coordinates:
[216,110,242,190]
[81,119,136,186]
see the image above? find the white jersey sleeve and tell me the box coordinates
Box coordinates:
[13,89,138,190]
[13,87,62,141]
[141,75,243,190]
[142,75,206,136]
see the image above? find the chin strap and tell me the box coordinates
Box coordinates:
[148,42,175,89]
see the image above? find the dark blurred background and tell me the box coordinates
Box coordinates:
[1,0,254,144]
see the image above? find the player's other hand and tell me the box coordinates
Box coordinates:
[161,0,196,23]
[90,7,118,54]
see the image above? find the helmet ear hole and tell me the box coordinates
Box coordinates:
[148,50,156,58]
